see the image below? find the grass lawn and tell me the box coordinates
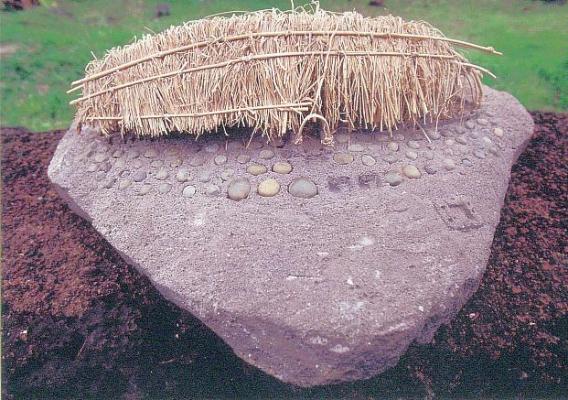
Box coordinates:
[1,0,567,132]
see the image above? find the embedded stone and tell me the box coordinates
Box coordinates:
[144,148,158,158]
[132,170,147,182]
[49,88,534,389]
[155,168,169,180]
[259,149,275,159]
[220,169,235,181]
[405,151,418,160]
[158,183,172,194]
[429,130,441,140]
[118,179,132,190]
[236,154,251,164]
[402,165,421,179]
[361,154,376,166]
[424,164,438,175]
[272,161,293,174]
[175,169,191,182]
[214,155,227,165]
[204,183,221,196]
[384,154,398,164]
[494,127,504,137]
[189,155,205,167]
[258,178,280,197]
[473,149,486,159]
[348,143,365,152]
[227,178,251,201]
[384,170,403,186]
[408,140,421,149]
[169,158,183,168]
[333,153,354,165]
[288,178,318,198]
[138,184,152,196]
[443,158,456,171]
[197,170,211,183]
[387,142,399,152]
[93,153,108,163]
[247,164,268,176]
[205,143,219,153]
[182,185,197,198]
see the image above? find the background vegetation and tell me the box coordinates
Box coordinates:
[1,0,567,131]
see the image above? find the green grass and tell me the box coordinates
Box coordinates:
[1,0,566,131]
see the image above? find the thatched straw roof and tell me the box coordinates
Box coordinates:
[69,3,500,144]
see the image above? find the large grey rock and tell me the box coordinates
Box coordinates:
[48,88,533,387]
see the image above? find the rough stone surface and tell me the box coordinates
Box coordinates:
[48,88,533,388]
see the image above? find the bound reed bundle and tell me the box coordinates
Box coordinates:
[69,4,500,144]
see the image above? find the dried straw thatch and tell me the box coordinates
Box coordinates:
[69,3,500,144]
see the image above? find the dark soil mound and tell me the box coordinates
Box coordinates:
[2,112,567,399]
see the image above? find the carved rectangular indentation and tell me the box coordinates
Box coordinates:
[434,196,483,232]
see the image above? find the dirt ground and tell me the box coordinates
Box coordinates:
[2,112,567,399]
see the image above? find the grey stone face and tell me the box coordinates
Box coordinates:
[48,88,533,388]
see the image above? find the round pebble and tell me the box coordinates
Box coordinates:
[384,171,403,186]
[405,151,418,160]
[175,169,191,182]
[144,148,158,158]
[465,120,475,129]
[272,161,293,174]
[469,131,481,139]
[220,169,235,181]
[288,178,318,198]
[258,178,280,197]
[158,183,172,194]
[387,142,399,152]
[473,149,486,159]
[384,154,398,164]
[445,139,455,146]
[138,184,152,196]
[132,170,147,182]
[182,185,197,198]
[214,155,227,165]
[462,158,473,167]
[205,184,220,196]
[114,159,126,170]
[455,126,467,135]
[348,143,365,152]
[456,136,468,145]
[247,164,268,176]
[118,179,132,190]
[429,131,441,140]
[477,118,489,126]
[408,140,421,149]
[423,151,434,160]
[493,127,504,137]
[237,154,251,164]
[333,153,354,165]
[169,158,183,168]
[424,164,437,175]
[228,178,251,201]
[205,143,219,153]
[155,169,169,180]
[189,155,205,167]
[259,149,275,159]
[361,154,376,166]
[403,165,421,179]
[443,159,456,171]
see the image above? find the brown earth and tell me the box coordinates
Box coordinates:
[2,112,567,399]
